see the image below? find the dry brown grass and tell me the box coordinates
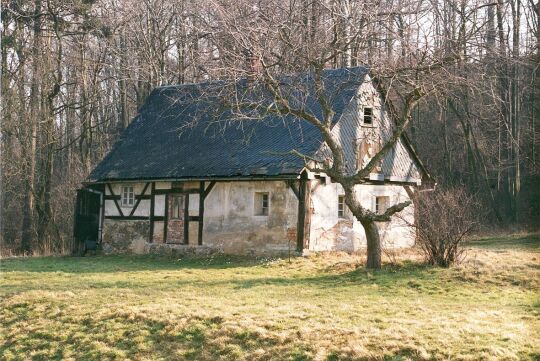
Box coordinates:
[1,233,538,360]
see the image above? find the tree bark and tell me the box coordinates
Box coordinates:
[362,219,382,269]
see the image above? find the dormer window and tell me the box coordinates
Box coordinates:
[363,107,373,125]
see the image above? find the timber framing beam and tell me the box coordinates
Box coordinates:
[148,182,155,243]
[129,182,150,216]
[184,192,189,244]
[106,183,124,217]
[203,181,216,200]
[198,182,204,245]
[286,180,300,200]
[296,172,311,252]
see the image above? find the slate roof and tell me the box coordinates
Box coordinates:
[88,67,428,183]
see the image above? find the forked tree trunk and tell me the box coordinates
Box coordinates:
[361,219,382,269]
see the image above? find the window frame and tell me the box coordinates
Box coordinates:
[363,106,373,125]
[375,195,390,215]
[121,185,135,207]
[338,195,346,218]
[254,192,270,216]
[170,195,183,219]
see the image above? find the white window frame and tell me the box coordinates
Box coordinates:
[121,185,135,207]
[254,192,270,216]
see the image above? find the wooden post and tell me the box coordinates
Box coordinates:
[184,193,189,244]
[148,182,155,243]
[163,193,169,242]
[198,181,204,245]
[296,172,309,252]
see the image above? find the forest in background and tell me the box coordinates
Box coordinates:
[1,0,538,255]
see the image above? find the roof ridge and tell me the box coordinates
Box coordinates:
[153,66,369,91]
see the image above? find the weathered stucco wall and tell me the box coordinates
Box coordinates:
[202,181,298,255]
[100,179,415,255]
[308,179,415,251]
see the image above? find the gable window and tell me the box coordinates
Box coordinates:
[121,185,134,207]
[170,195,184,219]
[363,107,373,125]
[255,192,269,216]
[338,195,346,218]
[375,196,390,215]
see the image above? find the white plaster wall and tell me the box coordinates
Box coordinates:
[308,180,415,251]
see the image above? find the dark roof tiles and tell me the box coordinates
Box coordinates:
[89,67,368,182]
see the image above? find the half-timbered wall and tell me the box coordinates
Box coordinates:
[101,180,299,255]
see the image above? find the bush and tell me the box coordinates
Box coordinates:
[414,188,479,267]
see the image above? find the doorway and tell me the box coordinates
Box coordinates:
[167,194,186,244]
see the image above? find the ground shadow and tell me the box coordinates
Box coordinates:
[0,254,269,274]
[466,233,539,250]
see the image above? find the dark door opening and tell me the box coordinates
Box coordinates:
[73,188,102,254]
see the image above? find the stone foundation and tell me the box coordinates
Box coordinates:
[102,219,149,254]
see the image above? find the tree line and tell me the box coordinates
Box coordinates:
[1,0,538,255]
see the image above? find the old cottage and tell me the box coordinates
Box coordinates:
[74,67,431,255]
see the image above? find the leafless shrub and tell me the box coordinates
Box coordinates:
[414,188,480,267]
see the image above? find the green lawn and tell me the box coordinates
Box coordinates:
[1,234,539,361]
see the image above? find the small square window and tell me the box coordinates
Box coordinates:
[363,107,373,124]
[121,186,134,207]
[255,192,269,216]
[375,196,390,215]
[338,195,346,218]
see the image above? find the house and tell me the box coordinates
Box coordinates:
[74,67,431,256]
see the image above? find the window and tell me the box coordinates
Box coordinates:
[338,195,346,218]
[375,196,390,215]
[363,107,373,125]
[170,195,183,219]
[121,185,134,207]
[255,192,269,216]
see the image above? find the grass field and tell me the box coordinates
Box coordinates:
[1,234,539,361]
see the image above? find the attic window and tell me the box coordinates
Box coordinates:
[121,186,134,207]
[375,196,390,215]
[363,107,373,125]
[255,192,269,216]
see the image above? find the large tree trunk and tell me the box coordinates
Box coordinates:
[21,0,43,254]
[362,219,382,269]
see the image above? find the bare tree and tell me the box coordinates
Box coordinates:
[1,0,538,257]
[201,0,464,268]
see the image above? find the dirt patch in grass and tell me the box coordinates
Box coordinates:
[1,233,539,360]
